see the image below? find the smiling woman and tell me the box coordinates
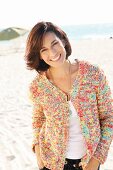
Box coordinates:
[40,39,62,60]
[24,21,113,170]
[39,32,66,67]
[25,22,71,72]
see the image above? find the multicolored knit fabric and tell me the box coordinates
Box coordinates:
[29,60,113,170]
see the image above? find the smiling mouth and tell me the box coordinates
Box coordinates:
[50,54,61,61]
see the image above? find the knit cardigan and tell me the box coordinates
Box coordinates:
[29,60,113,170]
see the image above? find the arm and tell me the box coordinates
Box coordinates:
[31,101,45,152]
[29,80,46,168]
[35,145,45,169]
[93,67,113,164]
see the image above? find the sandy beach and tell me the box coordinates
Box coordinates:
[0,36,113,170]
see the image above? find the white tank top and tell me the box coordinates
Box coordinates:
[66,101,87,159]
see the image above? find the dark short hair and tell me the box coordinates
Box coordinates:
[24,21,72,73]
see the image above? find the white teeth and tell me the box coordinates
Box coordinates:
[51,55,60,61]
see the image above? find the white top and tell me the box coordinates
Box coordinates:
[66,101,87,159]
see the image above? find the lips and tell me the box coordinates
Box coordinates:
[51,54,61,61]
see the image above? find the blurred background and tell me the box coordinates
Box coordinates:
[0,0,113,170]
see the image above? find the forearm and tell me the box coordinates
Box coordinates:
[84,157,100,170]
[35,144,44,169]
[35,144,41,158]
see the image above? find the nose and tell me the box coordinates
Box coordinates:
[49,47,57,57]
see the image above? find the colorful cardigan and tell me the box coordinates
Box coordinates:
[29,60,113,170]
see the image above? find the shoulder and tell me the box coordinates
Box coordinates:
[78,59,104,76]
[71,58,99,71]
[77,59,107,85]
[29,74,40,94]
[29,72,47,95]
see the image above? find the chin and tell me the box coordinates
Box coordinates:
[48,55,66,67]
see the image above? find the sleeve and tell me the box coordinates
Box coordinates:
[29,80,46,153]
[93,67,113,164]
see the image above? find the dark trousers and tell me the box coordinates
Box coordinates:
[40,158,100,170]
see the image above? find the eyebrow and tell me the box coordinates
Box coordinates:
[41,40,57,49]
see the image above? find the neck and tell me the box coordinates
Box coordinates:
[49,60,71,79]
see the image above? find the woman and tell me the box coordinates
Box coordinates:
[24,21,113,170]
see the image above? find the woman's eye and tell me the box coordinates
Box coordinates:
[53,42,58,46]
[41,49,47,53]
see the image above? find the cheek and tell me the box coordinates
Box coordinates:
[40,53,47,60]
[57,45,65,53]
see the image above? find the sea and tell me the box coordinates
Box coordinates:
[0,23,113,45]
[61,23,113,40]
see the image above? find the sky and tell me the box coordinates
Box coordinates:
[1,0,113,29]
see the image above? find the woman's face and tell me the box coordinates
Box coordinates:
[40,32,66,68]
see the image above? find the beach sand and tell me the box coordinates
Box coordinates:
[0,37,113,170]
